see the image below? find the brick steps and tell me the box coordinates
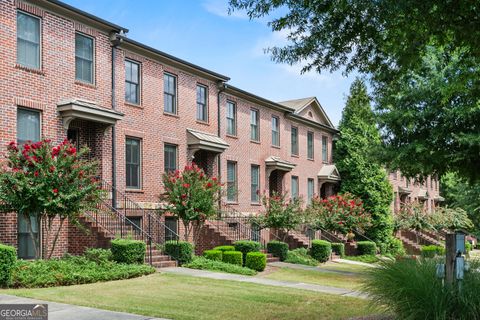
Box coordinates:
[146,247,177,268]
[396,234,422,255]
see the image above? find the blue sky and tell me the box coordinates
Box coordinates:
[64,0,356,126]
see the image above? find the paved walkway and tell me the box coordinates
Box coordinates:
[160,267,368,299]
[269,261,362,275]
[0,294,169,320]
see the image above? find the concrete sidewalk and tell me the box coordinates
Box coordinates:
[160,267,368,299]
[0,294,169,320]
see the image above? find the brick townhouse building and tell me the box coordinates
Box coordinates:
[0,0,341,259]
[0,0,442,260]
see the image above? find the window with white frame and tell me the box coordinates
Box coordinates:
[75,33,94,83]
[272,116,280,146]
[164,143,177,174]
[307,131,314,159]
[250,109,259,141]
[227,161,237,202]
[322,136,328,162]
[196,85,208,122]
[226,101,237,136]
[291,126,298,156]
[291,176,299,199]
[17,108,40,144]
[251,165,260,203]
[164,73,177,114]
[307,178,314,204]
[125,59,140,104]
[17,11,41,69]
[126,137,141,189]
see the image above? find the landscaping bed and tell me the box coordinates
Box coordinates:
[10,254,155,288]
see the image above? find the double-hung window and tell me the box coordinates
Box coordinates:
[250,109,259,141]
[227,161,237,202]
[164,144,177,173]
[291,127,298,156]
[226,101,237,136]
[322,136,328,162]
[125,59,140,104]
[291,176,299,200]
[251,165,260,203]
[307,131,314,159]
[17,108,41,259]
[272,116,280,147]
[196,85,207,122]
[17,11,41,69]
[17,108,40,145]
[75,33,94,83]
[164,73,176,113]
[307,178,314,204]
[126,138,141,189]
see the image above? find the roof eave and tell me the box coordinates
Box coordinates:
[287,114,339,134]
[42,0,128,33]
[121,38,230,82]
[225,86,295,113]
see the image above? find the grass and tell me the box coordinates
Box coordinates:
[263,267,365,290]
[1,273,375,320]
[184,256,257,275]
[342,255,380,263]
[318,261,371,273]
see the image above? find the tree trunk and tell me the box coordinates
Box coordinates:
[48,217,65,259]
[183,220,190,242]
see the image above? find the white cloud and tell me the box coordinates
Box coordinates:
[202,0,248,19]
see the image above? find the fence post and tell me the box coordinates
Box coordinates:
[445,233,456,286]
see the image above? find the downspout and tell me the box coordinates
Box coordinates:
[217,82,227,211]
[110,32,123,208]
[217,82,227,180]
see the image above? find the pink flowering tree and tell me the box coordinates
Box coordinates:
[161,164,222,242]
[0,139,103,259]
[306,193,372,238]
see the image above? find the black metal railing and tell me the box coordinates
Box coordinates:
[208,204,280,249]
[82,180,181,265]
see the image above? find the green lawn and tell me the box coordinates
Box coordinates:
[319,261,371,273]
[1,273,376,320]
[263,267,365,290]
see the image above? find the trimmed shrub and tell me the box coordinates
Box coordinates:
[267,241,289,261]
[331,243,345,257]
[213,245,235,252]
[245,252,267,271]
[184,257,256,276]
[234,240,261,264]
[84,248,113,264]
[421,245,444,258]
[311,240,331,263]
[164,241,193,265]
[356,241,377,256]
[223,251,243,266]
[203,249,222,261]
[385,237,406,257]
[285,248,318,266]
[466,242,472,253]
[0,244,16,287]
[110,239,146,264]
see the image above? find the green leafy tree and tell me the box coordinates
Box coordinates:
[0,139,103,259]
[228,1,480,182]
[252,192,303,241]
[334,79,393,243]
[441,172,480,235]
[161,164,222,243]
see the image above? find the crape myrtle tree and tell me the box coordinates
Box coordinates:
[161,164,222,243]
[334,79,394,244]
[228,0,480,182]
[0,139,103,259]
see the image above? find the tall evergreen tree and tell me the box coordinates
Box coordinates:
[334,79,393,243]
